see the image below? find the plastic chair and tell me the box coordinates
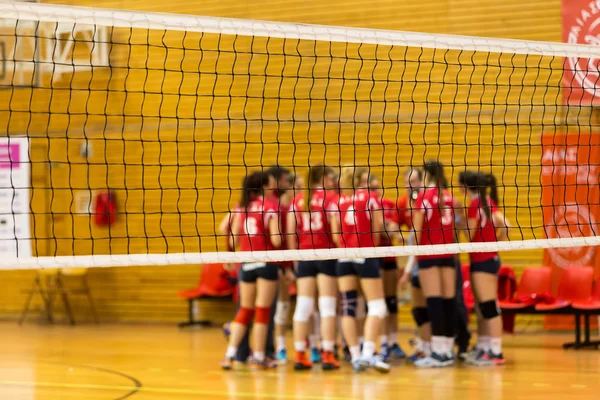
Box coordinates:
[460,264,475,312]
[499,266,552,310]
[536,266,594,311]
[178,264,235,327]
[573,280,600,311]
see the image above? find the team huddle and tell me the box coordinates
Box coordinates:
[219,161,510,372]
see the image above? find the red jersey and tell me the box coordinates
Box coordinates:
[380,198,397,262]
[467,196,499,263]
[292,189,338,250]
[270,194,292,268]
[396,194,413,230]
[238,196,278,252]
[338,189,382,248]
[415,186,455,260]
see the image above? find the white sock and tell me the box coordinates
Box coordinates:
[423,341,432,355]
[431,336,445,355]
[254,351,265,362]
[226,345,237,359]
[322,340,335,352]
[309,334,320,349]
[276,336,286,352]
[362,341,376,359]
[479,336,491,352]
[388,332,398,346]
[490,337,502,355]
[295,340,307,352]
[380,335,388,348]
[350,345,361,362]
[446,337,454,356]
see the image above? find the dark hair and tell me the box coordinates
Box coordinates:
[304,165,333,211]
[266,165,291,180]
[458,170,499,219]
[423,160,447,212]
[240,171,270,209]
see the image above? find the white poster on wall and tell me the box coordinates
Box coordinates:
[0,137,31,257]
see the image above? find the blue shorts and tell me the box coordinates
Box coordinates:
[337,258,381,279]
[417,257,456,270]
[471,257,501,275]
[380,259,397,271]
[239,263,279,283]
[296,259,337,278]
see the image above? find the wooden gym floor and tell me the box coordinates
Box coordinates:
[0,323,598,400]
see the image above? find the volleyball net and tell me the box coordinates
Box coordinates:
[0,2,599,269]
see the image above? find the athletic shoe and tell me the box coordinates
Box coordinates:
[407,350,426,364]
[343,346,352,362]
[357,355,391,373]
[310,347,321,363]
[321,351,341,370]
[252,358,278,370]
[473,351,505,366]
[442,352,455,367]
[414,352,446,368]
[463,347,485,364]
[220,357,234,370]
[276,349,287,365]
[351,359,366,372]
[294,351,313,371]
[222,322,231,340]
[388,343,406,359]
[380,345,391,362]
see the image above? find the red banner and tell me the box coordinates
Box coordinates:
[562,0,600,105]
[542,132,600,328]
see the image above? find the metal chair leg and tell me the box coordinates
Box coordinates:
[83,277,99,323]
[19,276,39,325]
[56,276,75,326]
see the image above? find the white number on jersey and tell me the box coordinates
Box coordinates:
[244,217,258,235]
[344,206,356,226]
[301,212,324,232]
[424,198,453,227]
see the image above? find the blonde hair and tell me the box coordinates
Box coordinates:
[340,165,366,195]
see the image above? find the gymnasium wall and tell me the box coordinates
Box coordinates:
[0,0,569,323]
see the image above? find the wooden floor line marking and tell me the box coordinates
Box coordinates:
[0,380,359,400]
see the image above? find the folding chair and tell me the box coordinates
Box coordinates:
[19,269,59,325]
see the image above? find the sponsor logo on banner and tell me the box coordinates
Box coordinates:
[562,0,600,105]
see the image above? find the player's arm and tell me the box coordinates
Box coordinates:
[371,207,384,247]
[229,212,241,250]
[466,214,479,242]
[286,208,298,250]
[412,210,424,245]
[268,212,282,248]
[493,211,510,241]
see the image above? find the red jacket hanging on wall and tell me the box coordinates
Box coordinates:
[94,191,117,226]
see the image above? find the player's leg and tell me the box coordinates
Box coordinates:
[292,261,317,370]
[408,277,431,363]
[381,261,405,360]
[471,258,503,366]
[440,261,457,365]
[415,259,445,368]
[252,264,280,369]
[337,260,361,370]
[309,291,322,363]
[357,258,390,373]
[275,279,291,363]
[317,259,340,370]
[222,266,257,369]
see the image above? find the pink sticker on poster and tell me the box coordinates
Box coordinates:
[0,144,20,169]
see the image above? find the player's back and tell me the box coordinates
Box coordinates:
[339,189,380,248]
[239,196,278,252]
[294,189,337,250]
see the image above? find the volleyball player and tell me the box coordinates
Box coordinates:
[331,166,390,373]
[397,168,432,362]
[367,174,406,360]
[287,165,341,371]
[412,161,457,368]
[265,165,295,364]
[458,170,509,366]
[221,171,282,370]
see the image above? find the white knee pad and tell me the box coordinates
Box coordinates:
[318,296,337,319]
[293,296,315,323]
[274,301,291,325]
[356,296,366,319]
[367,299,388,319]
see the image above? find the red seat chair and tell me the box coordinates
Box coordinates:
[461,264,475,313]
[178,264,235,328]
[499,266,551,310]
[536,266,594,312]
[573,280,600,311]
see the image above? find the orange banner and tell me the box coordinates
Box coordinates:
[542,132,600,329]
